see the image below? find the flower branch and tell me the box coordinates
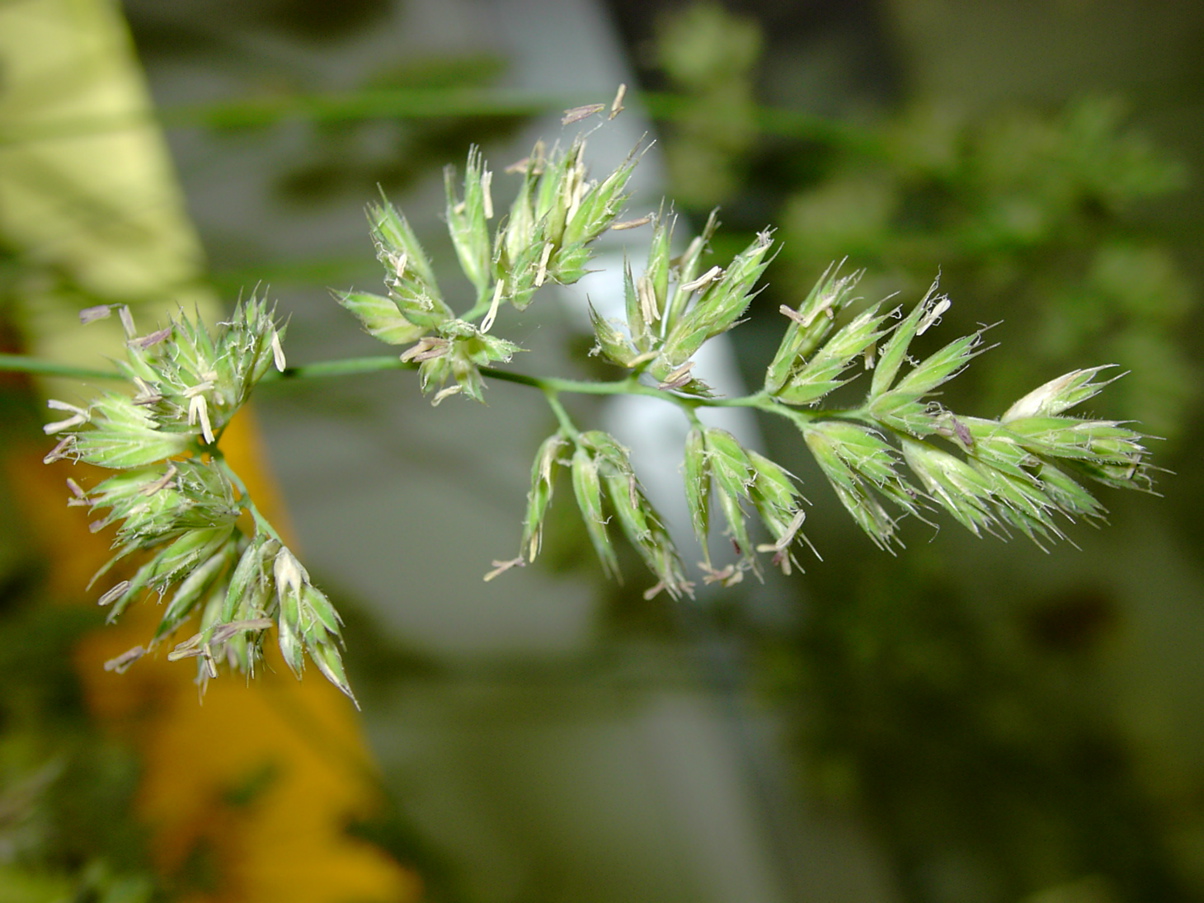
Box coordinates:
[34,101,1156,703]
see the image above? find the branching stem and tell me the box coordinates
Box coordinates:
[4,350,848,422]
[212,452,283,543]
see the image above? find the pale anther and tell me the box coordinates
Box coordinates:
[118,306,136,338]
[562,103,605,126]
[681,266,723,294]
[609,84,627,120]
[481,169,494,219]
[188,395,215,444]
[534,241,553,288]
[43,435,75,463]
[916,296,951,335]
[79,305,112,324]
[104,645,146,673]
[484,557,525,582]
[482,278,505,334]
[98,581,131,606]
[131,327,172,349]
[637,274,659,324]
[611,214,652,231]
[658,360,695,390]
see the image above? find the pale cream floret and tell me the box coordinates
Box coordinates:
[43,399,90,434]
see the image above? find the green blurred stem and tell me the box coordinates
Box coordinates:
[0,86,883,156]
[0,353,124,381]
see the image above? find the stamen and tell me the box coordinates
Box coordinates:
[104,645,146,673]
[917,296,951,335]
[131,327,172,349]
[637,274,659,324]
[400,337,446,363]
[484,557,525,582]
[44,400,89,434]
[273,548,307,596]
[681,266,723,294]
[505,155,531,174]
[481,170,494,219]
[140,462,178,496]
[98,581,131,606]
[189,395,215,444]
[481,278,505,334]
[79,305,112,324]
[562,103,605,125]
[210,618,274,644]
[392,252,408,282]
[658,360,695,390]
[431,385,462,405]
[118,306,136,338]
[611,214,652,231]
[534,241,553,288]
[609,84,627,120]
[43,435,76,463]
[779,304,805,325]
[132,377,162,405]
[271,329,287,371]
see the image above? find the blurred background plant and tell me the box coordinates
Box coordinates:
[636,3,1204,901]
[2,0,1202,902]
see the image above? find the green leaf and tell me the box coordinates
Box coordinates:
[369,199,443,296]
[683,427,712,561]
[772,304,891,406]
[1002,365,1123,422]
[444,146,494,299]
[765,262,862,394]
[571,445,618,578]
[870,276,945,397]
[522,434,567,562]
[892,331,987,397]
[334,290,427,345]
[802,420,917,549]
[660,229,774,366]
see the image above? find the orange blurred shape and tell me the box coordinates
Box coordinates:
[9,410,422,903]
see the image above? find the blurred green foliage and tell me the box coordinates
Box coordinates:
[651,2,761,209]
[271,54,519,205]
[777,99,1193,439]
[649,4,1201,902]
[657,5,1193,442]
[772,553,1190,901]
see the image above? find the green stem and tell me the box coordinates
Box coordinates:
[3,349,850,423]
[272,356,417,381]
[543,390,579,440]
[0,353,124,382]
[212,453,283,543]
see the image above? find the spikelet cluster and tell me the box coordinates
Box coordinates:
[44,301,356,704]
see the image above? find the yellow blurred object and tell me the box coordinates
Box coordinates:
[14,420,421,901]
[0,1,421,899]
[0,0,212,404]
